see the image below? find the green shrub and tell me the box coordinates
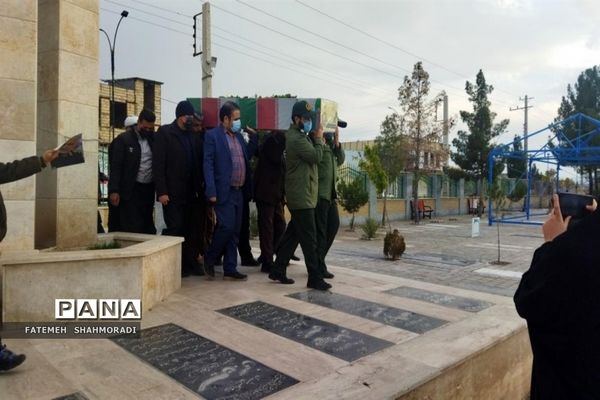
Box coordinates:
[361,217,379,240]
[88,241,121,250]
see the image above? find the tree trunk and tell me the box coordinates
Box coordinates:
[497,219,501,263]
[350,214,355,231]
[382,192,387,226]
[477,176,484,218]
[413,171,420,224]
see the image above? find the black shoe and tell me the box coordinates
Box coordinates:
[0,345,26,371]
[241,257,260,267]
[181,270,191,278]
[261,262,273,274]
[323,271,335,279]
[268,271,295,284]
[290,254,300,261]
[191,266,205,276]
[307,279,331,291]
[215,257,223,266]
[204,264,215,280]
[223,271,248,281]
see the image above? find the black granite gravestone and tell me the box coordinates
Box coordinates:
[288,291,448,333]
[385,286,493,312]
[52,393,89,400]
[111,323,298,400]
[218,301,394,362]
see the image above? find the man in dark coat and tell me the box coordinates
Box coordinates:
[108,109,156,234]
[253,130,286,273]
[153,101,205,277]
[0,148,58,371]
[514,193,600,399]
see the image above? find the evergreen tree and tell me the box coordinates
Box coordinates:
[451,69,509,216]
[555,65,600,194]
[506,135,527,179]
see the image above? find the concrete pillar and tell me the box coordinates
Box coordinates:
[459,178,465,215]
[0,1,39,251]
[367,179,377,221]
[405,174,413,220]
[36,0,99,249]
[432,175,441,216]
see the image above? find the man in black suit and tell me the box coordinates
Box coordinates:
[253,130,286,273]
[153,101,205,277]
[108,109,156,234]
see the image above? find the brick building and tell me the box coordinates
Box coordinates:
[98,77,162,203]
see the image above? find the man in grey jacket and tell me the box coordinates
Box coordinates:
[0,149,58,371]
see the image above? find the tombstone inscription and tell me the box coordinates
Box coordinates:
[288,291,448,333]
[218,301,393,362]
[111,323,298,400]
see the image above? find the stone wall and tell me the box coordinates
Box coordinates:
[0,1,39,251]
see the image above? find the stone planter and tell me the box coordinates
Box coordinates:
[1,233,183,322]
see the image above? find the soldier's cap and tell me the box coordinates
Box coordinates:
[292,100,315,120]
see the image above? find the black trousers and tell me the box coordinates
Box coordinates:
[163,201,202,273]
[272,208,322,281]
[256,201,286,264]
[119,182,156,234]
[237,198,254,260]
[108,203,120,232]
[315,198,340,273]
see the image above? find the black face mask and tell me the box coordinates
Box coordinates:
[184,116,194,131]
[139,128,153,140]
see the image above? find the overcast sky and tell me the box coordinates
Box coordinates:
[99,0,600,177]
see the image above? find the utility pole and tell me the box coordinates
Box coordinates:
[442,93,449,166]
[510,95,534,211]
[193,3,216,97]
[510,95,534,155]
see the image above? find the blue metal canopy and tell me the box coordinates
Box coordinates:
[487,112,600,226]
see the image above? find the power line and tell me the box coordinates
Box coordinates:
[233,0,471,95]
[101,7,189,36]
[104,0,189,27]
[101,3,389,96]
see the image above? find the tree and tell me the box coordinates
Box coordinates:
[489,178,507,265]
[451,69,509,217]
[506,135,527,179]
[337,176,369,231]
[555,66,600,194]
[374,113,408,225]
[395,62,447,224]
[359,145,388,225]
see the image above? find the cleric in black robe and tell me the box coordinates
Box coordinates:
[514,194,600,400]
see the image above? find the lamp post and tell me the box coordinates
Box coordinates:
[100,10,128,143]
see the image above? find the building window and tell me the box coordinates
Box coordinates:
[110,101,128,128]
[144,82,155,112]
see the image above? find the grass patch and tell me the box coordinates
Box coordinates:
[88,241,122,250]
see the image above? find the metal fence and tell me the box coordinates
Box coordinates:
[337,165,368,192]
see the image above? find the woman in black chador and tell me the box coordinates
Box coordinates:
[514,194,600,399]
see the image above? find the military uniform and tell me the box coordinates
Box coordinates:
[271,102,325,285]
[315,136,345,276]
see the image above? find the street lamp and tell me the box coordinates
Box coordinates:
[100,10,129,142]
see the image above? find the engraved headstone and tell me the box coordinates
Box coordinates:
[52,393,89,400]
[288,291,447,333]
[112,324,298,400]
[385,287,493,312]
[218,301,393,362]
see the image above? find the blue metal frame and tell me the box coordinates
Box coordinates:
[488,113,600,226]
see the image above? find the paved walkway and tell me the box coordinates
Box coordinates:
[0,215,537,400]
